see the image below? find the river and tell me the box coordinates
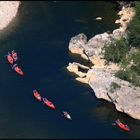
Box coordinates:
[0,1,139,139]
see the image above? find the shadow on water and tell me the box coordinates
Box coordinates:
[0,1,138,139]
[90,99,140,138]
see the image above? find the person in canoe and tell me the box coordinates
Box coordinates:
[7,52,14,64]
[42,98,55,109]
[33,89,42,102]
[115,119,130,131]
[63,111,72,120]
[11,50,18,61]
[12,64,24,76]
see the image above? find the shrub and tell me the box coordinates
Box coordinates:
[114,2,140,87]
[131,51,140,72]
[104,38,129,63]
[127,1,140,48]
[127,17,140,47]
[115,69,140,86]
[109,82,121,93]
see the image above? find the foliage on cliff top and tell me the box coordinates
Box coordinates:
[127,1,140,48]
[104,38,129,63]
[117,2,140,86]
[104,1,140,87]
[109,82,121,93]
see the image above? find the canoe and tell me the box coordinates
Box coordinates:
[42,98,55,109]
[7,52,14,64]
[63,111,72,120]
[33,90,42,102]
[11,50,18,61]
[12,64,24,76]
[115,119,130,131]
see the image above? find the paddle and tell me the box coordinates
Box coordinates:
[12,64,17,69]
[4,54,8,57]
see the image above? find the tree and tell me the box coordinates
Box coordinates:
[127,1,140,48]
[104,38,129,63]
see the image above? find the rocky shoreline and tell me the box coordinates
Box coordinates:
[66,4,140,120]
[0,1,20,30]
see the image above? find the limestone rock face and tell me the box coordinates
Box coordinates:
[67,62,90,84]
[69,33,87,53]
[67,5,140,120]
[68,6,135,60]
[67,62,140,120]
[67,62,89,78]
[68,32,113,60]
[0,1,20,30]
[89,67,140,120]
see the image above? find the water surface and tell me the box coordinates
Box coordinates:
[0,1,139,139]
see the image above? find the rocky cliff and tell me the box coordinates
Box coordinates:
[66,5,140,120]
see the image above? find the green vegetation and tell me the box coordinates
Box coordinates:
[130,49,140,75]
[104,38,129,63]
[127,1,140,48]
[115,69,140,86]
[115,48,140,86]
[104,1,140,87]
[109,82,121,93]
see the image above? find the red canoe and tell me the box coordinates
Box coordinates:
[116,119,130,131]
[12,64,24,76]
[42,98,55,109]
[7,52,14,64]
[11,50,18,61]
[33,90,42,102]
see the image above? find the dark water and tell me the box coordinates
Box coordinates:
[0,1,139,139]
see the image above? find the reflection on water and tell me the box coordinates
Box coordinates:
[91,100,140,138]
[75,18,87,23]
[91,100,121,122]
